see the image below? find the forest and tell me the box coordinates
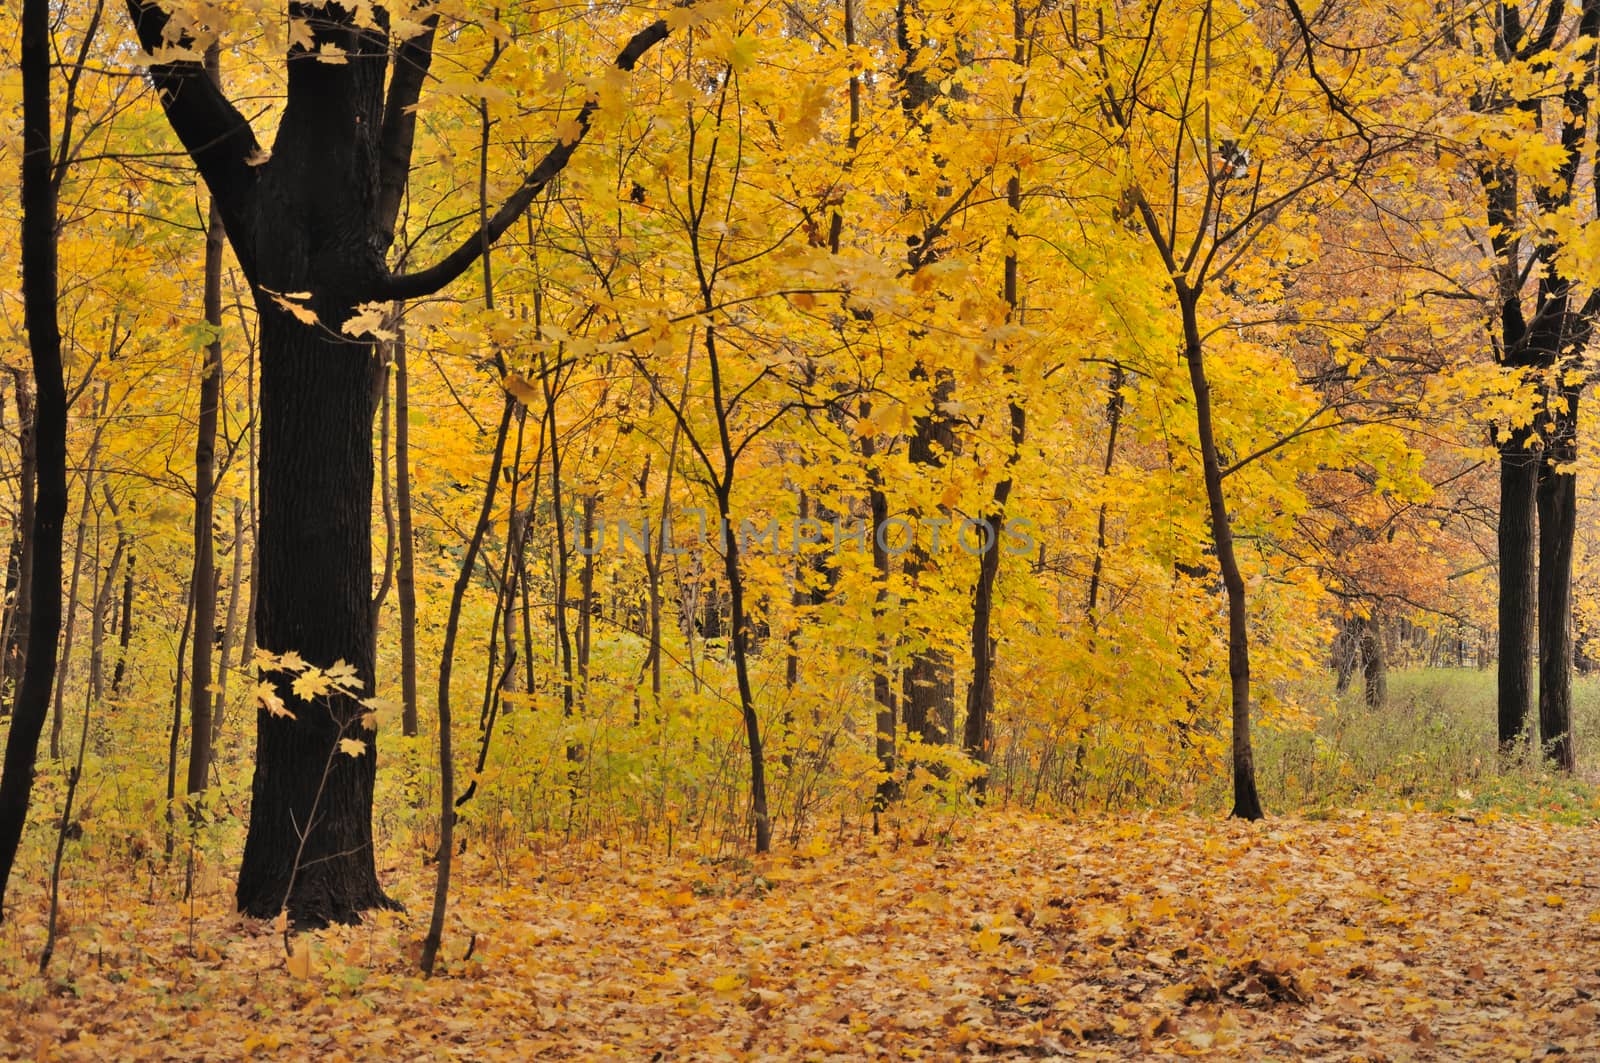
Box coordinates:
[3,0,1600,1056]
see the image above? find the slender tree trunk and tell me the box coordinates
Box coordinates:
[372,342,396,648]
[88,515,126,705]
[394,319,419,737]
[0,0,73,913]
[420,395,515,975]
[963,52,1029,786]
[716,490,770,852]
[1086,364,1125,622]
[542,349,577,725]
[211,499,246,764]
[577,494,595,693]
[186,166,225,798]
[110,548,134,696]
[51,389,108,759]
[164,580,195,857]
[1179,289,1262,820]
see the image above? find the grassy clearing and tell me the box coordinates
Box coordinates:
[1249,667,1600,823]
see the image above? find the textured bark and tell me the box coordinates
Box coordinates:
[1498,437,1538,751]
[0,0,73,916]
[1538,388,1579,770]
[1360,614,1387,710]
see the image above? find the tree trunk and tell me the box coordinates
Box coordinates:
[186,174,225,797]
[211,499,246,765]
[1360,613,1387,710]
[1538,389,1579,770]
[51,390,107,759]
[394,319,419,737]
[0,0,72,915]
[1498,436,1538,752]
[88,519,126,705]
[1180,290,1262,821]
[110,548,134,696]
[236,311,393,923]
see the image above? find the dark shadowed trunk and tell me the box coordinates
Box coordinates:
[186,160,226,797]
[1178,287,1262,821]
[393,321,419,737]
[1538,385,1580,769]
[1498,431,1539,751]
[0,0,72,912]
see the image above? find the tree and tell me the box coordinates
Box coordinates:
[125,0,673,923]
[1467,0,1599,768]
[0,0,75,915]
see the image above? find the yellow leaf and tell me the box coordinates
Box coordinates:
[338,738,367,758]
[286,936,312,980]
[262,288,319,326]
[256,681,293,720]
[504,372,541,406]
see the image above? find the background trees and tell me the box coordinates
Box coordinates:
[0,0,1594,952]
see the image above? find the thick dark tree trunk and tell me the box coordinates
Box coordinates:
[1538,390,1579,770]
[0,0,71,913]
[1498,436,1538,752]
[237,314,391,923]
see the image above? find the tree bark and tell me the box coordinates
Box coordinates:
[1538,386,1579,770]
[237,312,392,923]
[394,320,419,737]
[186,163,226,797]
[1498,436,1538,751]
[1360,613,1387,710]
[1179,288,1262,821]
[0,0,73,915]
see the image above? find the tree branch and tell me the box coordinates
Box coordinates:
[372,18,671,302]
[376,13,440,250]
[125,0,264,274]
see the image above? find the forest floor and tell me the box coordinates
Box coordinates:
[0,808,1597,1060]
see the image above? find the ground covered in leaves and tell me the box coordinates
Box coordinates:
[2,810,1598,1059]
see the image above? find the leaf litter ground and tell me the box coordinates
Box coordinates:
[2,809,1597,1059]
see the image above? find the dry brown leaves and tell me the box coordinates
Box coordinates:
[2,809,1598,1060]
